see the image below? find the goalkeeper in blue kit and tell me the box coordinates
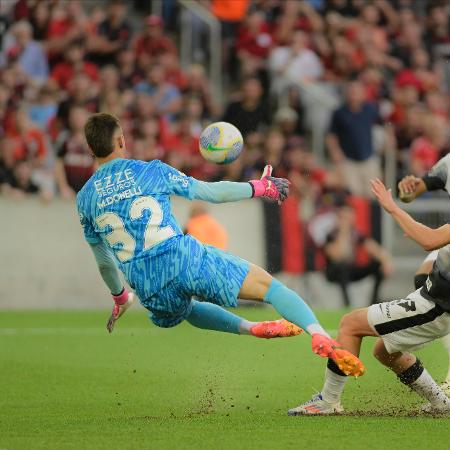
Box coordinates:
[76,113,364,379]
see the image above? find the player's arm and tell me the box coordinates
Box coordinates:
[89,241,123,296]
[371,178,450,251]
[192,165,289,204]
[398,156,449,202]
[78,203,133,333]
[160,160,289,204]
[88,242,135,333]
[397,176,427,203]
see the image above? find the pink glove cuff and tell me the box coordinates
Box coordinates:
[249,179,266,197]
[112,289,128,305]
[249,178,280,200]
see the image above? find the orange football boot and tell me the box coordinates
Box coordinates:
[250,319,303,339]
[311,334,365,377]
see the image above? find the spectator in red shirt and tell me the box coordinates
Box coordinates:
[236,10,273,64]
[3,107,47,168]
[159,53,188,90]
[50,41,99,91]
[395,48,439,95]
[55,106,95,198]
[45,1,88,61]
[134,15,177,71]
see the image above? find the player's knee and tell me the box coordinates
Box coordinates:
[240,264,274,301]
[338,312,358,337]
[372,343,384,361]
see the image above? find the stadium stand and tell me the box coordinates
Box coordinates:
[0,0,448,298]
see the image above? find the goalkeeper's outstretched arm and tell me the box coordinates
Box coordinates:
[190,165,289,204]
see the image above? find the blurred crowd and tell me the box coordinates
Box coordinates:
[0,0,449,205]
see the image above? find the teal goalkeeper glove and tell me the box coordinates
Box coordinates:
[106,289,135,333]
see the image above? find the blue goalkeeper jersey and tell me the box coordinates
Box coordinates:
[77,157,252,298]
[77,158,195,263]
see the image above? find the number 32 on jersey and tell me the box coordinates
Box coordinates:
[96,196,175,262]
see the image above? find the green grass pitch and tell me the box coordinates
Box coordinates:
[1,308,449,450]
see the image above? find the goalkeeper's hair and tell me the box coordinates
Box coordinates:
[84,113,121,158]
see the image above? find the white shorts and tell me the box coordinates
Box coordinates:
[367,289,450,353]
[423,250,439,264]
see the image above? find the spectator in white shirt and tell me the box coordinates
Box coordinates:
[1,20,49,85]
[269,30,323,95]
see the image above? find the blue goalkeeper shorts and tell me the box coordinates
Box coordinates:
[137,235,250,328]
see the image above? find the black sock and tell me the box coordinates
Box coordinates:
[414,274,427,290]
[397,359,424,386]
[327,358,347,377]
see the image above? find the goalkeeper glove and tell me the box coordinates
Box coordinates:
[106,288,135,333]
[249,165,289,204]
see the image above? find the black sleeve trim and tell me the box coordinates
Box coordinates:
[422,175,445,191]
[248,182,255,198]
[112,287,125,297]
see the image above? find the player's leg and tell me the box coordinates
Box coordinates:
[441,334,450,394]
[186,238,363,372]
[289,291,450,415]
[239,264,364,375]
[142,239,296,338]
[186,299,256,334]
[238,263,326,335]
[185,299,302,338]
[412,251,450,394]
[373,339,450,413]
[288,308,376,415]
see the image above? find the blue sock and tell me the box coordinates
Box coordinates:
[186,300,251,335]
[264,279,327,336]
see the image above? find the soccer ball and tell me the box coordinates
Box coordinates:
[199,122,244,164]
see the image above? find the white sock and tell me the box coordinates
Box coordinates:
[441,335,450,382]
[409,369,450,406]
[321,368,348,404]
[306,324,330,338]
[238,320,258,335]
